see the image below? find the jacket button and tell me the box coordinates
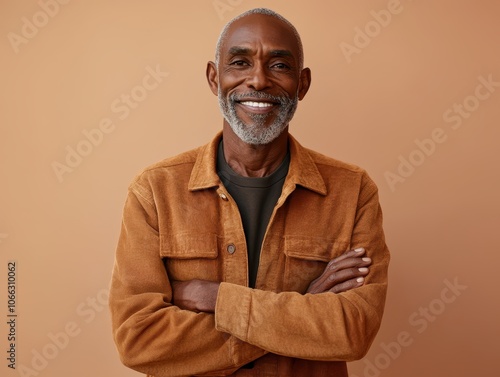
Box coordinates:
[219,193,228,201]
[227,244,236,254]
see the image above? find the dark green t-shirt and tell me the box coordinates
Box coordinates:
[217,141,290,288]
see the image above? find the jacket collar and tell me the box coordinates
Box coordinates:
[188,131,327,196]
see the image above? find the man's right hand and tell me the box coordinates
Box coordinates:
[306,247,371,294]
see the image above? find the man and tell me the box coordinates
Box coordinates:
[109,8,390,377]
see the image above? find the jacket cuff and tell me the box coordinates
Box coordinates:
[215,282,251,341]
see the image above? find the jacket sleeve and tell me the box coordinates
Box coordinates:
[109,182,266,377]
[214,173,390,361]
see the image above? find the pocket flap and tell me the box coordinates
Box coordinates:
[284,235,348,262]
[160,233,218,259]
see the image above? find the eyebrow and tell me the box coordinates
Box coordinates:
[228,46,251,56]
[227,46,294,59]
[270,49,293,58]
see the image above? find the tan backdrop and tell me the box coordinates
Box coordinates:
[1,1,498,376]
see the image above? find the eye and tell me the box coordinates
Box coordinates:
[230,60,249,66]
[271,62,290,70]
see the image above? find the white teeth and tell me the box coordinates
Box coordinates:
[240,101,273,108]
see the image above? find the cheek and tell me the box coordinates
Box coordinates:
[283,84,300,100]
[219,72,245,90]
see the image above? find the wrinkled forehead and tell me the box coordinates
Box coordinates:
[220,14,301,62]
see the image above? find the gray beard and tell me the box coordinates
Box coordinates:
[218,89,298,145]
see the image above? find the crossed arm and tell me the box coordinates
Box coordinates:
[172,247,372,313]
[110,174,389,376]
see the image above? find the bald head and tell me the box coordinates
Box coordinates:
[214,8,304,71]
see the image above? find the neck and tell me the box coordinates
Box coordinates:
[222,122,289,178]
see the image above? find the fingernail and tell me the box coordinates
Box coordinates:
[356,277,364,283]
[358,267,368,273]
[362,257,371,262]
[355,247,364,253]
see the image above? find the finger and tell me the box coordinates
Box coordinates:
[306,248,371,294]
[308,261,368,293]
[327,247,366,266]
[308,266,369,294]
[326,255,372,274]
[329,276,365,294]
[326,266,368,289]
[327,247,366,268]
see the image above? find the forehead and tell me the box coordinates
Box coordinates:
[221,14,300,59]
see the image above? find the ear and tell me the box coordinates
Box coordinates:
[206,61,219,96]
[297,67,311,100]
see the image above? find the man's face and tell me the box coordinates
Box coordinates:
[214,14,307,145]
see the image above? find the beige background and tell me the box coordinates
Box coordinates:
[1,1,499,376]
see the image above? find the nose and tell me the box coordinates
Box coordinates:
[246,64,272,91]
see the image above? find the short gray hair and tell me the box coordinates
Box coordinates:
[214,8,304,71]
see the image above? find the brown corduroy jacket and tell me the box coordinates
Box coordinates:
[109,132,390,377]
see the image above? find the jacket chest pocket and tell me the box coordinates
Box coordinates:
[160,233,221,281]
[283,236,349,293]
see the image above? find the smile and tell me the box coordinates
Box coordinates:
[239,101,274,108]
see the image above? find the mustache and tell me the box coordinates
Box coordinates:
[229,91,291,104]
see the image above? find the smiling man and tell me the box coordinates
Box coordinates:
[109,8,390,377]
